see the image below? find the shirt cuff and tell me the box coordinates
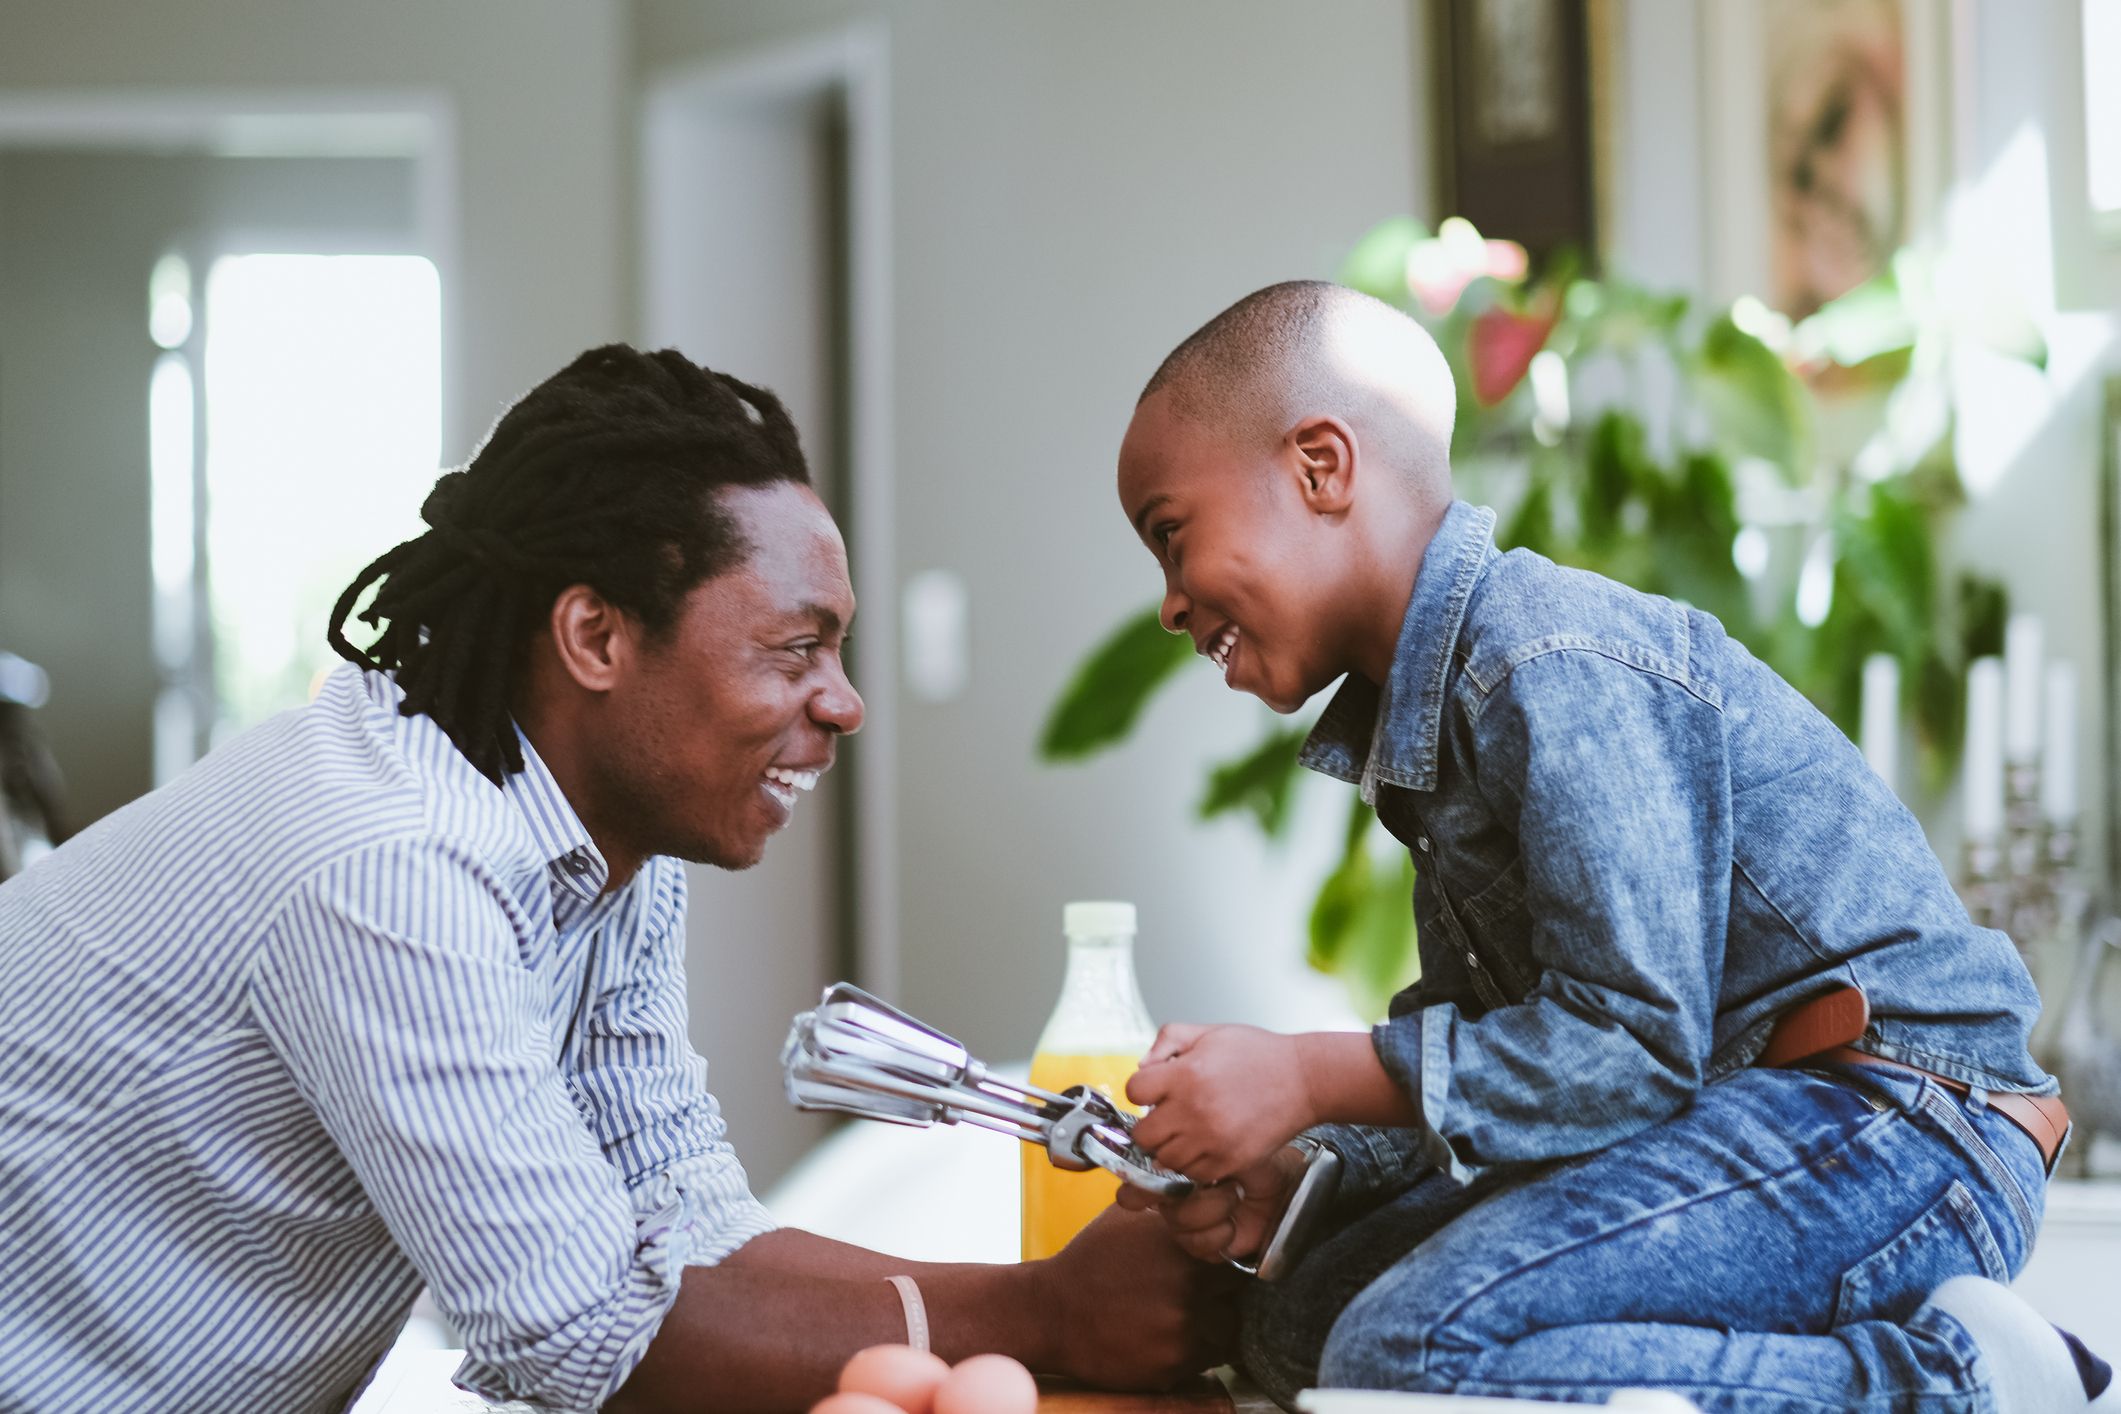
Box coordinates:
[1369,1003,1476,1186]
[451,1197,690,1412]
[682,1194,778,1267]
[452,1185,777,1410]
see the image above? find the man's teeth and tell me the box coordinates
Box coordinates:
[1206,626,1240,671]
[764,767,820,792]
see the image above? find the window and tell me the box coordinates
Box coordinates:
[2089,0,2121,221]
[151,252,441,775]
[201,253,441,736]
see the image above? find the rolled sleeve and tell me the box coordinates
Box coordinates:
[567,862,777,1270]
[249,840,695,1411]
[1373,649,1732,1178]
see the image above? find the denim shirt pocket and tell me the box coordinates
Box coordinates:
[1457,858,1539,1000]
[1421,854,1536,1011]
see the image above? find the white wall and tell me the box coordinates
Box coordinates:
[636,0,1429,1059]
[0,0,631,457]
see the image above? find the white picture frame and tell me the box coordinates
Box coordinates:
[1699,0,1955,313]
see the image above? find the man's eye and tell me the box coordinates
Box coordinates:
[787,641,820,660]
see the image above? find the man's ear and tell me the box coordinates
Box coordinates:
[547,583,634,693]
[1289,414,1358,515]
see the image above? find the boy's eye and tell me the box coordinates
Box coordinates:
[1153,522,1177,550]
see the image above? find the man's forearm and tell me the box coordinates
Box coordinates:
[719,1227,986,1284]
[724,1229,1057,1363]
[606,1231,1055,1413]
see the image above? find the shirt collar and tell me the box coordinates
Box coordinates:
[501,727,610,903]
[1298,500,1497,801]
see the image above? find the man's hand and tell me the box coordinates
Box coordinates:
[1115,1144,1308,1265]
[1125,1023,1316,1183]
[1030,1206,1242,1389]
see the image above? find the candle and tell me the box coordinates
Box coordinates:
[2004,613,2042,764]
[2043,659,2077,823]
[1859,652,1899,791]
[1965,656,2005,843]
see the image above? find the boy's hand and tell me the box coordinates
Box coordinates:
[1116,1143,1308,1264]
[1125,1023,1316,1183]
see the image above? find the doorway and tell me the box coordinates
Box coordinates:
[641,25,897,1190]
[0,95,454,826]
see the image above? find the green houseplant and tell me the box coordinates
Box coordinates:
[1040,217,2042,1018]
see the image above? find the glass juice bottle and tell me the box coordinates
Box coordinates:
[1021,900,1158,1261]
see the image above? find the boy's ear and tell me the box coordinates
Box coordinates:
[1289,414,1358,515]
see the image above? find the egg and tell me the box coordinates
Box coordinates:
[811,1395,909,1414]
[837,1343,952,1413]
[933,1354,1038,1414]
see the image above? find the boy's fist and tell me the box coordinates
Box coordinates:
[1125,1023,1316,1183]
[1115,1143,1309,1265]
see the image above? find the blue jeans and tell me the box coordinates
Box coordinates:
[1242,1064,2053,1411]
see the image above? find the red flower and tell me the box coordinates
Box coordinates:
[1468,300,1560,406]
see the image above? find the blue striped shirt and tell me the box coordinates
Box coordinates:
[0,666,775,1412]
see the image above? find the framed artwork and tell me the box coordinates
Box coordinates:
[1432,0,1598,266]
[1702,0,1953,314]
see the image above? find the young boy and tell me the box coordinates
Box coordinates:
[1111,281,2110,1411]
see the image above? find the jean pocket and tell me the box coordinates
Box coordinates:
[1832,1180,2009,1326]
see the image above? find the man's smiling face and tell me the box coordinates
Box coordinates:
[598,481,863,870]
[1117,391,1351,715]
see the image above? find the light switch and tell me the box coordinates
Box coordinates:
[902,568,970,703]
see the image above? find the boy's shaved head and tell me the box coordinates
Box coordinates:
[1119,282,1462,711]
[1138,280,1456,503]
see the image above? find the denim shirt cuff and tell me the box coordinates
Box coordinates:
[1302,1122,1417,1202]
[1371,1006,1477,1186]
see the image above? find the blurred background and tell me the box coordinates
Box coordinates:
[0,0,2116,1231]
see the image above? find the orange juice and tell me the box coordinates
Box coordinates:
[1020,1051,1144,1259]
[1023,902,1157,1260]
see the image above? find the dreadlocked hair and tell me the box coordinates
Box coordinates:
[327,343,811,784]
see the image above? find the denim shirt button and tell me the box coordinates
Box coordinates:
[1416,835,1431,852]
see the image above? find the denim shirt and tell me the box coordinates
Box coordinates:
[1301,501,2052,1192]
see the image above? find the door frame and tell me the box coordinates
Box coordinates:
[0,88,460,438]
[641,24,900,1000]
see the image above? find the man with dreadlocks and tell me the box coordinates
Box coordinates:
[0,346,1232,1413]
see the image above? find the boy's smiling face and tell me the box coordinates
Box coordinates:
[1117,390,1361,714]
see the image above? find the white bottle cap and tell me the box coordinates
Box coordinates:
[1062,901,1136,937]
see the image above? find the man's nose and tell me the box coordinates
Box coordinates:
[1159,582,1192,636]
[815,662,865,736]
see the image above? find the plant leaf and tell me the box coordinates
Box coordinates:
[1337,217,1431,304]
[1197,726,1311,838]
[1307,800,1420,1021]
[1832,481,1935,662]
[1581,409,1648,549]
[1693,315,1810,480]
[1037,606,1194,762]
[1792,271,1916,367]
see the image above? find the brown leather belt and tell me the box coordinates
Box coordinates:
[1809,1046,2072,1173]
[1760,986,2071,1173]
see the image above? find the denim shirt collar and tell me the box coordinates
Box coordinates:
[1298,500,1498,802]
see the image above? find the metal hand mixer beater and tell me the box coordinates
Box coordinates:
[781,982,1193,1199]
[780,982,1345,1281]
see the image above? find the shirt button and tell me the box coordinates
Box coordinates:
[564,853,591,875]
[1416,836,1431,853]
